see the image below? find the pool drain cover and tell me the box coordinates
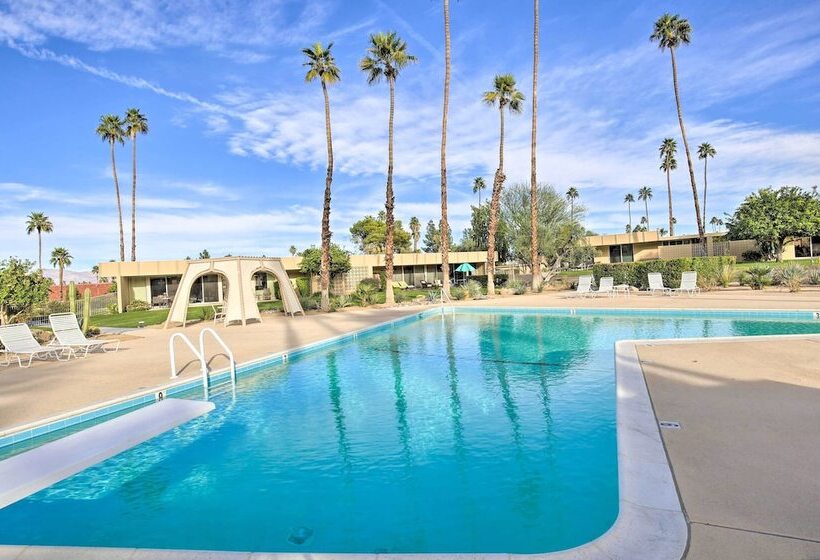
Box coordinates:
[288,526,314,545]
[659,420,681,430]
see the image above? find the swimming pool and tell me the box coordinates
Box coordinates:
[1,309,819,554]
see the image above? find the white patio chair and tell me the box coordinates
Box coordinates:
[212,305,226,324]
[672,271,701,296]
[594,276,615,297]
[573,275,594,297]
[0,323,74,368]
[647,273,672,295]
[49,313,120,358]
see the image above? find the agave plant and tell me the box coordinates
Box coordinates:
[772,264,807,293]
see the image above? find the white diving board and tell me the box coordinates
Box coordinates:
[0,398,215,509]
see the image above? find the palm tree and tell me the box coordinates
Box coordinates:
[698,142,716,227]
[530,0,541,291]
[710,216,720,232]
[482,73,524,294]
[91,264,100,281]
[638,186,653,228]
[124,108,149,262]
[565,187,579,221]
[439,0,452,297]
[659,227,668,236]
[96,114,126,261]
[304,42,341,312]
[717,218,724,231]
[659,137,677,236]
[651,14,704,242]
[361,32,417,306]
[472,177,487,206]
[50,247,72,301]
[623,193,635,232]
[409,216,421,252]
[25,212,53,271]
[289,245,298,256]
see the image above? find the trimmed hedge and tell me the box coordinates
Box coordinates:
[470,273,508,288]
[592,256,736,290]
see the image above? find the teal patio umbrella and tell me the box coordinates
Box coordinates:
[454,262,476,283]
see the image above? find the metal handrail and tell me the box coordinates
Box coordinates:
[168,329,237,399]
[169,333,205,380]
[199,328,237,390]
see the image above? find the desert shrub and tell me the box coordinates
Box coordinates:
[197,306,215,321]
[299,295,320,310]
[450,287,467,300]
[806,267,820,285]
[698,272,719,291]
[294,277,311,297]
[126,300,151,312]
[507,279,527,295]
[742,265,772,290]
[470,274,508,289]
[463,279,483,298]
[353,283,377,306]
[106,302,119,315]
[772,264,807,293]
[330,295,353,311]
[592,256,736,291]
[358,278,381,290]
[394,291,409,304]
[741,250,764,262]
[717,264,736,288]
[85,326,101,336]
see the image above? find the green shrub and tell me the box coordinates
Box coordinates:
[507,279,527,295]
[463,279,483,298]
[330,295,353,311]
[358,278,381,290]
[592,256,736,290]
[470,274,508,288]
[353,283,377,306]
[299,295,320,310]
[197,306,215,321]
[741,249,764,262]
[718,264,736,288]
[295,277,311,297]
[772,264,807,293]
[126,300,151,312]
[742,265,772,290]
[106,302,119,315]
[450,286,467,300]
[807,267,820,286]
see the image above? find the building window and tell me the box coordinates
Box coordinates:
[150,276,181,306]
[609,244,634,263]
[190,274,221,304]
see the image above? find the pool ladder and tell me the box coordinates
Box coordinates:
[169,328,237,399]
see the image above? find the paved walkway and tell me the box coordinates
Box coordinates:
[639,338,820,559]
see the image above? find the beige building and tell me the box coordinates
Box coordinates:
[99,251,489,313]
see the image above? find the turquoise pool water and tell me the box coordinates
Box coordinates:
[1,310,819,553]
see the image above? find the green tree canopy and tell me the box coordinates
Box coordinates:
[0,258,52,325]
[422,219,454,252]
[726,186,820,261]
[349,213,411,254]
[459,204,512,261]
[299,244,351,276]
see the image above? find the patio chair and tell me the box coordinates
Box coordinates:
[593,276,615,297]
[647,273,672,295]
[212,305,226,324]
[672,271,700,296]
[572,275,594,297]
[0,323,74,368]
[49,313,120,358]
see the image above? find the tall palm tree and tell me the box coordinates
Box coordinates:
[409,216,421,252]
[361,32,417,306]
[472,177,486,206]
[25,212,53,271]
[96,114,126,261]
[698,142,716,227]
[638,186,653,228]
[530,0,541,291]
[659,137,677,236]
[651,14,704,242]
[91,264,100,281]
[304,41,341,312]
[659,227,668,236]
[439,0,452,297]
[49,247,72,301]
[124,108,149,262]
[709,216,720,232]
[289,245,298,256]
[482,73,524,294]
[565,187,579,221]
[623,193,635,232]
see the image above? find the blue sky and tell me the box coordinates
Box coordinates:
[1,0,819,270]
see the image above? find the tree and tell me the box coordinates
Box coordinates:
[565,187,579,221]
[659,227,668,236]
[125,108,149,262]
[361,32,417,306]
[530,0,541,291]
[304,41,341,312]
[349,214,411,254]
[651,14,704,242]
[299,244,351,277]
[409,216,421,252]
[439,0,452,297]
[49,247,72,301]
[659,137,677,236]
[0,258,51,325]
[460,204,511,261]
[623,193,635,232]
[25,212,53,271]
[726,187,820,261]
[198,249,211,259]
[710,216,720,232]
[472,177,487,206]
[289,245,298,256]
[483,73,524,294]
[96,114,126,261]
[91,264,100,281]
[698,142,716,227]
[638,186,653,228]
[423,219,453,252]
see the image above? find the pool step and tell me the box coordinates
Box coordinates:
[0,398,215,509]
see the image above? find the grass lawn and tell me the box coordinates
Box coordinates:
[91,301,286,329]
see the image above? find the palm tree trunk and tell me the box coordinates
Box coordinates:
[320,81,334,312]
[37,230,42,271]
[486,105,506,295]
[440,0,451,297]
[702,157,708,228]
[670,48,704,241]
[130,133,137,262]
[384,78,396,306]
[111,141,125,261]
[644,200,649,228]
[666,168,674,236]
[628,204,632,231]
[529,0,540,291]
[59,266,64,301]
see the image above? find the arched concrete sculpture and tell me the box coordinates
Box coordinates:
[164,257,304,328]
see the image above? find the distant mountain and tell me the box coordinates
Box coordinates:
[42,269,97,284]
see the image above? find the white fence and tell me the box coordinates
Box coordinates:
[24,293,118,328]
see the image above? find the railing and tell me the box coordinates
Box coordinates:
[169,329,236,399]
[199,328,237,389]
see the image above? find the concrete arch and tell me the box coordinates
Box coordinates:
[164,257,303,328]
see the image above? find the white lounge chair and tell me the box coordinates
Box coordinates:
[0,323,74,368]
[49,313,120,358]
[594,276,615,297]
[672,271,700,296]
[573,275,594,297]
[647,273,672,295]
